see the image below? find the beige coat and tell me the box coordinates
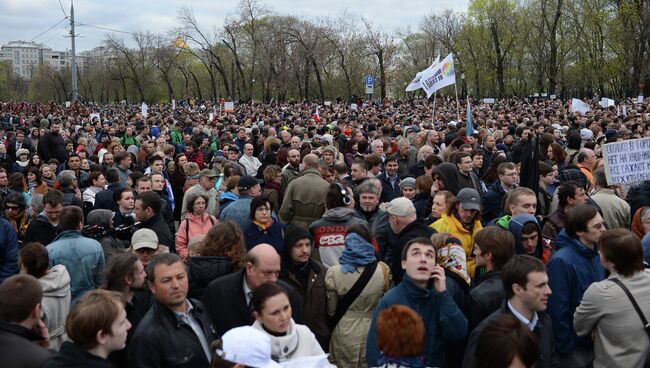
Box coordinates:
[325,262,391,368]
[279,168,330,229]
[574,270,650,368]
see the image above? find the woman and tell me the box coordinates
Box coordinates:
[9,172,30,206]
[344,140,358,169]
[412,175,433,219]
[251,282,328,363]
[399,177,417,200]
[176,193,218,259]
[547,142,567,171]
[474,315,539,368]
[374,305,426,368]
[40,164,55,188]
[3,192,29,242]
[483,153,507,186]
[574,229,650,368]
[82,171,106,206]
[262,165,283,212]
[631,206,650,240]
[325,225,391,368]
[26,167,49,197]
[244,196,285,252]
[19,242,71,351]
[189,221,246,299]
[170,153,188,221]
[112,188,135,228]
[12,148,30,173]
[219,175,240,212]
[27,154,42,172]
[426,190,455,225]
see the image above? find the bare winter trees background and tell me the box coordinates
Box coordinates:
[1,0,648,103]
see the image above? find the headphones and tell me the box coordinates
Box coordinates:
[335,182,352,205]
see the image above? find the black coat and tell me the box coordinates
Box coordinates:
[462,301,556,368]
[481,180,507,224]
[128,298,216,368]
[390,219,437,284]
[46,341,113,368]
[201,269,304,336]
[0,321,52,368]
[38,131,67,163]
[377,171,401,204]
[94,183,124,212]
[24,214,57,246]
[136,213,175,252]
[188,256,232,300]
[467,271,506,330]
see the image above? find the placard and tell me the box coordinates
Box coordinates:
[483,98,495,104]
[603,137,650,185]
[224,102,234,112]
[350,103,357,111]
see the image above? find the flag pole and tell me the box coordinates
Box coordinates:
[432,91,436,127]
[454,80,460,118]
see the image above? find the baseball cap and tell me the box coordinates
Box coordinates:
[385,197,416,217]
[199,169,217,178]
[218,326,281,368]
[131,229,159,250]
[457,188,481,211]
[237,175,259,191]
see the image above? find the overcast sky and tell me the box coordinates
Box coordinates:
[1,0,469,52]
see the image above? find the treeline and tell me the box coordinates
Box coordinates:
[1,0,648,103]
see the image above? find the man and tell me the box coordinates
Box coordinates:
[348,160,368,189]
[239,143,262,177]
[432,188,483,279]
[0,168,10,200]
[279,226,329,350]
[181,168,219,220]
[279,154,330,229]
[463,255,554,368]
[66,153,89,190]
[128,253,217,368]
[134,191,174,252]
[38,120,67,164]
[492,187,538,228]
[509,214,550,262]
[355,179,389,240]
[0,215,19,282]
[468,227,515,328]
[202,244,303,335]
[538,161,555,216]
[396,138,416,177]
[366,238,467,367]
[114,151,133,187]
[226,145,247,176]
[48,206,105,303]
[377,155,402,204]
[57,170,84,208]
[455,152,483,193]
[7,129,34,161]
[481,162,518,224]
[130,228,167,267]
[542,181,588,249]
[94,168,123,211]
[386,197,436,284]
[0,275,52,367]
[547,204,606,366]
[233,128,248,152]
[590,167,630,229]
[309,183,367,267]
[47,290,131,367]
[281,148,301,193]
[219,175,262,231]
[575,149,596,187]
[138,175,175,236]
[480,135,496,176]
[24,190,65,246]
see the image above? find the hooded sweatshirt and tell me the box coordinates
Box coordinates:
[309,207,368,267]
[509,214,544,259]
[39,264,71,350]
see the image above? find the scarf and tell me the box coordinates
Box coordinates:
[264,180,283,199]
[253,219,273,230]
[339,233,376,273]
[438,237,471,285]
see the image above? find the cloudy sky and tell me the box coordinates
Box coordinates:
[1,0,469,51]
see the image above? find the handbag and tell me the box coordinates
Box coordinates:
[328,262,378,330]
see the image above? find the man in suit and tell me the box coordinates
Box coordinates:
[7,129,34,161]
[201,243,303,336]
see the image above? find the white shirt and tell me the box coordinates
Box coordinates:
[507,300,538,331]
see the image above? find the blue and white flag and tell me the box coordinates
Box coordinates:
[466,100,474,136]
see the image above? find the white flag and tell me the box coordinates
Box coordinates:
[141,102,148,117]
[405,55,440,92]
[599,98,614,108]
[623,105,627,115]
[570,98,590,114]
[172,99,176,110]
[419,53,456,98]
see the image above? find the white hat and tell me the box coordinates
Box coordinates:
[131,229,159,250]
[385,197,416,217]
[218,326,281,368]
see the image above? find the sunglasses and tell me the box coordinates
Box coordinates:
[5,205,20,211]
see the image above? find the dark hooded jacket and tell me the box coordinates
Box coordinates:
[46,341,113,368]
[432,162,462,195]
[188,256,233,300]
[509,214,544,259]
[23,213,58,246]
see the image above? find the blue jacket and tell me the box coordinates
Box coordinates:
[547,229,605,355]
[244,220,285,253]
[219,195,253,230]
[47,230,105,304]
[366,276,467,367]
[0,218,19,283]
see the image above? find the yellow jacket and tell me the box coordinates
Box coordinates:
[431,213,483,277]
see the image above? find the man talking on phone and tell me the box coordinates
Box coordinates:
[366,237,468,367]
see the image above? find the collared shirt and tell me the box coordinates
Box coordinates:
[175,300,211,360]
[243,277,253,306]
[507,300,538,331]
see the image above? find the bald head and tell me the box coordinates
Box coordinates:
[302,153,320,169]
[245,243,281,290]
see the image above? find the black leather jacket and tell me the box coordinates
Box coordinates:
[467,271,506,330]
[128,298,216,368]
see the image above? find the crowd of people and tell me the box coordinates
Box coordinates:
[0,96,649,367]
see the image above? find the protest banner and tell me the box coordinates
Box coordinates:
[483,98,495,104]
[224,101,234,112]
[419,53,455,97]
[602,137,650,185]
[570,98,590,114]
[405,55,440,92]
[141,102,148,117]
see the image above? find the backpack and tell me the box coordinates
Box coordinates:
[182,215,216,240]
